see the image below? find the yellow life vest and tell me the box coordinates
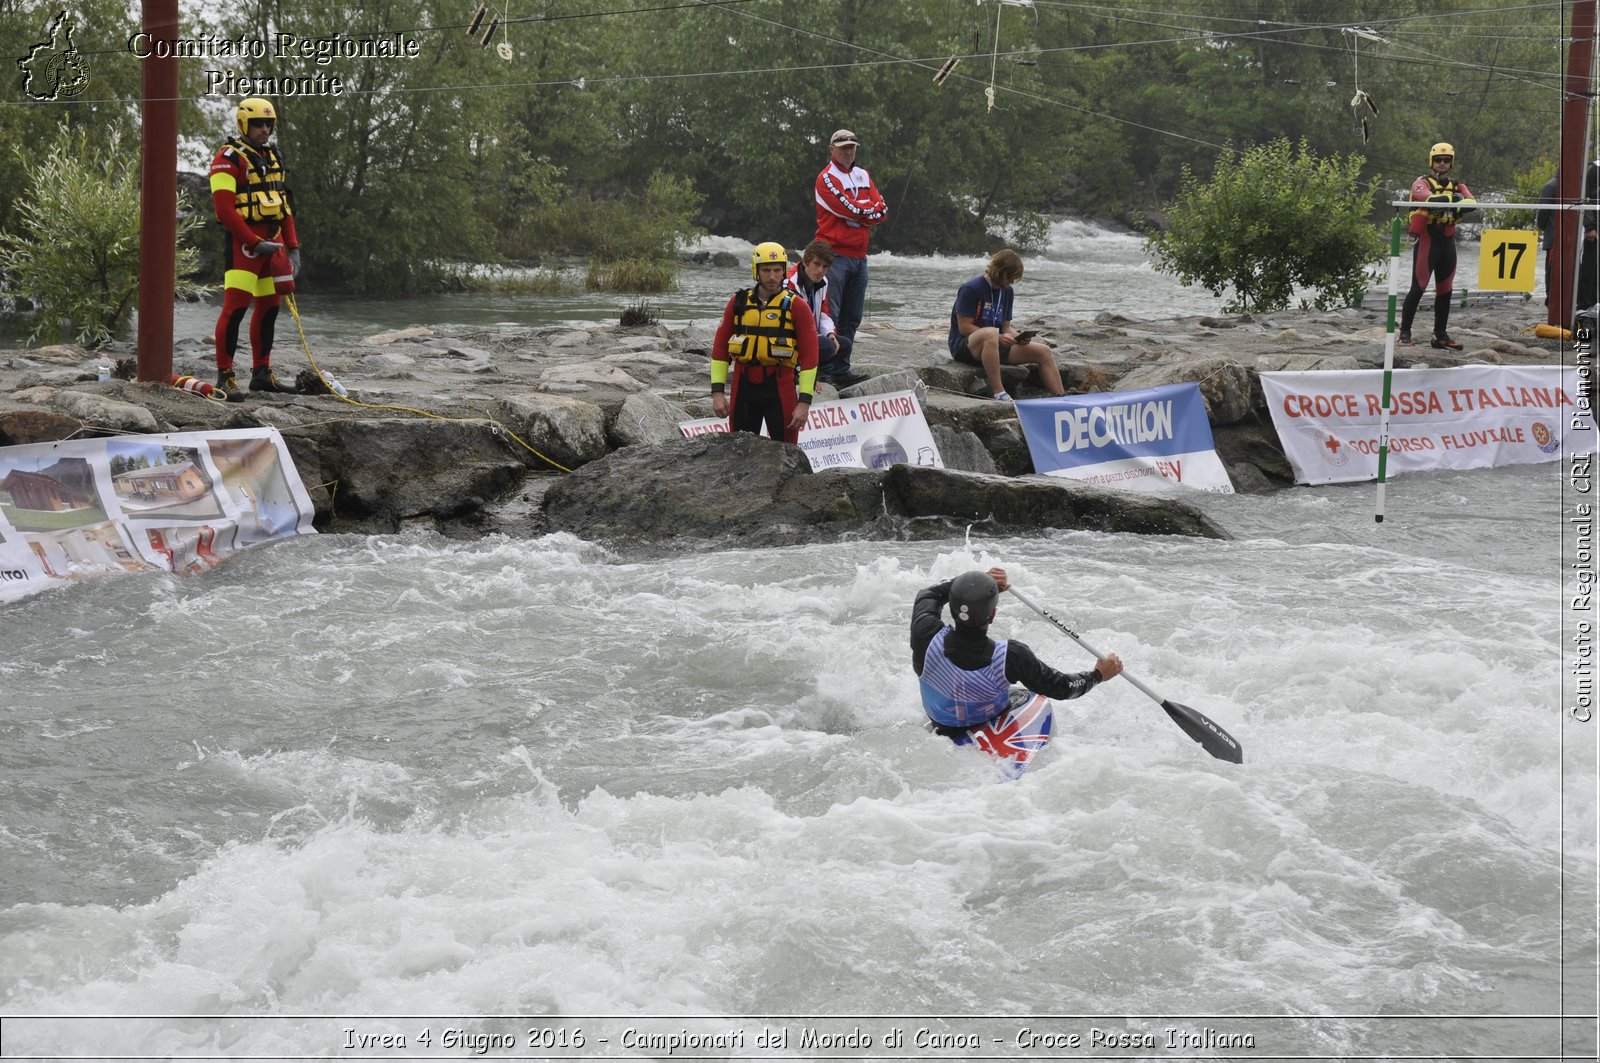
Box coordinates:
[726,288,800,367]
[224,138,290,224]
[1414,174,1464,227]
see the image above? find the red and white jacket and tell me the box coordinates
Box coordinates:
[784,263,835,339]
[814,161,887,257]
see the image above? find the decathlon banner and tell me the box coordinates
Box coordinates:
[1260,364,1594,485]
[680,389,944,471]
[0,427,316,607]
[1014,383,1235,494]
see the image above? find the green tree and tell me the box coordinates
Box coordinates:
[564,0,1080,252]
[208,0,540,293]
[0,126,209,346]
[155,0,1571,275]
[0,1,161,236]
[1147,137,1382,313]
[1502,152,1557,231]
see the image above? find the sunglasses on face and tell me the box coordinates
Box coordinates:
[249,119,274,128]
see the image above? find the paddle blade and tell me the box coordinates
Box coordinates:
[1161,700,1244,764]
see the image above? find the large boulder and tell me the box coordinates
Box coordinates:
[1210,413,1296,491]
[282,417,526,532]
[0,408,81,445]
[539,433,1229,544]
[838,369,921,398]
[1115,355,1256,425]
[1063,362,1114,393]
[929,425,998,474]
[542,432,831,541]
[365,327,434,345]
[881,464,1229,539]
[38,390,163,434]
[919,391,1035,475]
[491,393,609,470]
[27,344,92,366]
[918,360,1031,398]
[607,391,690,448]
[118,382,246,432]
[18,368,93,389]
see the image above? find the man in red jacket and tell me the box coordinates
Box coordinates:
[208,97,300,397]
[813,129,887,385]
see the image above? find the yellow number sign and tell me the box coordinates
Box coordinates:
[1478,229,1538,292]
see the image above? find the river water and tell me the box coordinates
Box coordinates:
[2,225,1593,1060]
[157,220,1493,343]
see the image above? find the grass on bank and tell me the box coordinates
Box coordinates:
[584,258,676,293]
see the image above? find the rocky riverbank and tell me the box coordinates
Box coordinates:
[0,293,1579,547]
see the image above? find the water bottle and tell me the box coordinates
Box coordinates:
[318,370,348,398]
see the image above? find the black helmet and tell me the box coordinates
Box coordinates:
[949,570,999,629]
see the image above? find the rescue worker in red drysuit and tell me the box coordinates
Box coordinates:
[1399,142,1475,350]
[710,243,820,444]
[209,97,300,398]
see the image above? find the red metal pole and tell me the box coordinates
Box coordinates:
[1552,0,1597,328]
[136,0,178,383]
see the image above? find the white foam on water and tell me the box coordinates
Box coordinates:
[0,467,1590,1055]
[0,753,1569,1054]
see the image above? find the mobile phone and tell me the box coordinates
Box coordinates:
[1012,330,1036,345]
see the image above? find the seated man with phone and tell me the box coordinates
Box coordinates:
[947,250,1067,402]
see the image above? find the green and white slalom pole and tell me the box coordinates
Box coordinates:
[1375,212,1403,523]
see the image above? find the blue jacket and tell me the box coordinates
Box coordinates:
[918,627,1011,727]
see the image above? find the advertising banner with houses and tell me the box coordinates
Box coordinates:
[1260,365,1593,485]
[0,428,315,606]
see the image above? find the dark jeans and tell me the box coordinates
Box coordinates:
[825,254,868,370]
[815,333,841,378]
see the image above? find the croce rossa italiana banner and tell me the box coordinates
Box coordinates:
[1260,365,1593,485]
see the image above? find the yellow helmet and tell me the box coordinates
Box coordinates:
[236,97,277,135]
[751,241,788,281]
[1429,142,1455,164]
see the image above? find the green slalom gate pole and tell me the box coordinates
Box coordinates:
[1375,213,1402,523]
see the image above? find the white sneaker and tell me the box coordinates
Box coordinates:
[993,390,1014,403]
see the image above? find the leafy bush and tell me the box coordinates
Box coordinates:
[0,126,208,346]
[1501,152,1556,231]
[1147,137,1383,313]
[531,171,705,289]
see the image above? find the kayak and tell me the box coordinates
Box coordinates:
[944,692,1054,779]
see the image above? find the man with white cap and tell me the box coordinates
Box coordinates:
[813,128,887,387]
